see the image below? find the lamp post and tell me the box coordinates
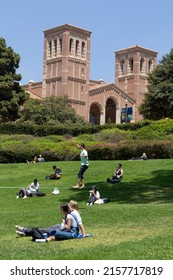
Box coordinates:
[125,99,128,123]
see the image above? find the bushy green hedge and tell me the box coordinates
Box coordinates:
[88,140,173,160]
[1,119,173,163]
[0,123,107,136]
[0,137,173,163]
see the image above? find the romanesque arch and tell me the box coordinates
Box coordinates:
[105,98,116,123]
[89,103,101,125]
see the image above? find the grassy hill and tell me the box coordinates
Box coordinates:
[0,159,173,259]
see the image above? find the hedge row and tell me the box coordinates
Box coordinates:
[1,140,173,163]
[0,121,155,137]
[0,123,109,136]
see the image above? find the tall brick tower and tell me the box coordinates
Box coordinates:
[115,46,157,121]
[42,24,92,119]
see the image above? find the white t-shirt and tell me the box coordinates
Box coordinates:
[71,209,82,225]
[27,182,39,194]
[80,149,89,166]
[66,213,78,228]
[90,190,100,199]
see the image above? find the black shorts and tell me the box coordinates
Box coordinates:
[78,165,88,179]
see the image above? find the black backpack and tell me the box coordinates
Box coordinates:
[102,197,110,203]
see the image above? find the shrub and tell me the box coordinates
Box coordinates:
[95,128,131,143]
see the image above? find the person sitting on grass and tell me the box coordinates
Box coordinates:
[87,185,100,206]
[26,156,37,163]
[46,203,80,241]
[131,152,148,161]
[45,165,62,179]
[37,154,45,162]
[16,203,79,241]
[68,200,86,236]
[107,163,123,184]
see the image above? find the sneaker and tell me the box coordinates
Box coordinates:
[80,185,85,189]
[16,195,19,199]
[15,225,24,231]
[23,195,27,199]
[16,230,25,236]
[86,203,90,206]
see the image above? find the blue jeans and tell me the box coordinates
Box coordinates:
[54,227,79,240]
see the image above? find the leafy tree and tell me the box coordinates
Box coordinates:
[139,48,173,120]
[0,38,29,122]
[20,96,87,125]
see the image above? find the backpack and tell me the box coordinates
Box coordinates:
[102,197,110,203]
[34,191,46,197]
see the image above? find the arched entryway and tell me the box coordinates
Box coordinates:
[105,98,116,123]
[89,103,101,125]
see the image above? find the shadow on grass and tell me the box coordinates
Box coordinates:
[70,169,173,204]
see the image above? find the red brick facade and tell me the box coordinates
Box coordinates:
[24,24,158,124]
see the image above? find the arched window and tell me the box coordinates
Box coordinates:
[54,39,57,56]
[148,59,152,72]
[69,38,73,53]
[75,40,79,56]
[129,58,134,73]
[105,98,116,123]
[48,41,52,58]
[81,41,85,56]
[140,57,144,73]
[59,38,62,54]
[81,85,84,94]
[120,60,125,74]
[81,67,84,77]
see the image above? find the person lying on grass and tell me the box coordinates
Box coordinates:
[16,179,40,199]
[16,201,87,241]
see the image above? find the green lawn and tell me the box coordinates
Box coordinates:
[0,159,173,260]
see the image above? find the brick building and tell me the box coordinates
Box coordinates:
[23,23,158,124]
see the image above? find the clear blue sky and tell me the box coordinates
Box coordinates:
[1,0,173,85]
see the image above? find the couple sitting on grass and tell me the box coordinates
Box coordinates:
[16,200,92,242]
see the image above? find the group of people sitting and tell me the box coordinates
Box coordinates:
[15,200,90,242]
[16,165,62,199]
[26,154,45,163]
